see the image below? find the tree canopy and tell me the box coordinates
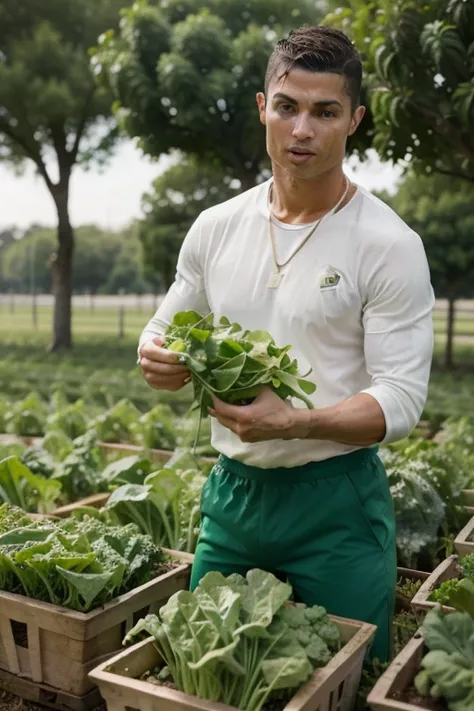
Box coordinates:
[325,0,474,182]
[92,0,323,190]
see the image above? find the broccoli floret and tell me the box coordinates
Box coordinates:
[304,634,333,668]
[303,605,327,624]
[314,620,341,653]
[277,605,307,629]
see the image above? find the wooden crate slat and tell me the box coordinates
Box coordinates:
[367,633,427,711]
[0,613,20,675]
[410,555,458,614]
[27,622,43,682]
[454,514,474,556]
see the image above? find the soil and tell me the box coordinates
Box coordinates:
[143,671,289,711]
[153,560,177,577]
[391,687,449,710]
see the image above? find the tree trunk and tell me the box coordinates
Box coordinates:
[49,184,74,352]
[445,297,456,369]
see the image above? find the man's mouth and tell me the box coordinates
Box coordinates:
[288,148,315,164]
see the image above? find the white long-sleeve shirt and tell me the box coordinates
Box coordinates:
[139,179,435,468]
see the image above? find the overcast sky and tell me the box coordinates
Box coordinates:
[0,142,402,232]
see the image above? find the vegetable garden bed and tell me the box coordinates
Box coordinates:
[0,551,191,709]
[89,615,376,711]
[410,555,458,614]
[454,513,474,556]
[367,632,433,711]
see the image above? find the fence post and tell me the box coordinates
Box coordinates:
[9,291,14,314]
[119,305,125,338]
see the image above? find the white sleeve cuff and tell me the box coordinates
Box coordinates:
[360,384,422,444]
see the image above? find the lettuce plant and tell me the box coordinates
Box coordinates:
[0,456,61,513]
[415,607,474,711]
[125,569,341,711]
[0,505,164,611]
[104,465,205,552]
[164,311,316,417]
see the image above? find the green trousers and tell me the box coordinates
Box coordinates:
[190,447,397,662]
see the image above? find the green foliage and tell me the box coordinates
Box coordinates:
[105,464,206,552]
[325,0,474,181]
[415,607,474,711]
[164,311,316,419]
[0,224,151,295]
[5,392,47,437]
[0,456,61,513]
[0,505,164,611]
[93,0,323,187]
[124,569,341,711]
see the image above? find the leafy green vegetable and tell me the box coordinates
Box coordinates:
[131,404,177,451]
[430,554,474,614]
[125,569,340,711]
[46,398,88,440]
[52,430,107,502]
[5,392,47,437]
[414,607,474,711]
[164,312,316,419]
[92,398,141,443]
[104,465,205,552]
[0,456,61,513]
[0,505,164,611]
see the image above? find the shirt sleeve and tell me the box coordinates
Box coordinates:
[137,216,210,355]
[360,230,435,444]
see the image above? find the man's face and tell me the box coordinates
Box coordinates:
[256,67,365,180]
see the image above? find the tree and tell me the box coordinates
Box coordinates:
[380,174,474,369]
[0,0,132,350]
[325,0,474,182]
[92,0,323,190]
[139,158,240,289]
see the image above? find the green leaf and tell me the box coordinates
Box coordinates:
[56,566,119,611]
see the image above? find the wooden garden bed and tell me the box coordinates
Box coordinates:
[454,513,474,556]
[410,555,458,614]
[367,632,436,711]
[90,615,376,711]
[0,551,192,710]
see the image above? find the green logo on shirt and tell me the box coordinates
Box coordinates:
[319,269,341,289]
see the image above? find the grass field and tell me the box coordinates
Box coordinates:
[0,302,473,421]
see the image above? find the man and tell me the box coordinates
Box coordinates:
[138,25,434,661]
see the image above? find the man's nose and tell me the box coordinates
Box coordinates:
[292,112,315,141]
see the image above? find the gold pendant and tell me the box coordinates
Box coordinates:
[267,272,282,289]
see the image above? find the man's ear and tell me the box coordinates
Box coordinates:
[256,92,266,126]
[348,105,366,136]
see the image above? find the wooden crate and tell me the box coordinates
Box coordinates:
[410,555,459,614]
[97,441,218,466]
[395,568,429,613]
[89,615,376,711]
[367,632,429,711]
[0,551,191,704]
[53,492,110,517]
[454,513,474,555]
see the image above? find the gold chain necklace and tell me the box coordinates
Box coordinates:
[266,176,350,289]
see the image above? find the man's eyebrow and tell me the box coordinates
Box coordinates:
[272,92,343,109]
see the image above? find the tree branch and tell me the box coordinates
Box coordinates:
[70,84,96,164]
[433,167,474,184]
[0,118,54,192]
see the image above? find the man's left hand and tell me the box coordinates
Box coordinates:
[209,387,305,443]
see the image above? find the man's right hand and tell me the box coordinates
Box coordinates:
[139,336,191,392]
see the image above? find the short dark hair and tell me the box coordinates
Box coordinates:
[264,25,362,111]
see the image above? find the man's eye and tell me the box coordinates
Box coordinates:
[321,109,335,118]
[279,104,295,113]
